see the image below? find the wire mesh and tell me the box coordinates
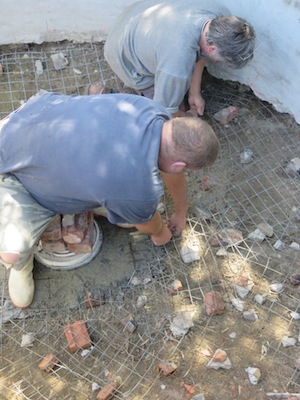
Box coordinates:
[0,42,299,400]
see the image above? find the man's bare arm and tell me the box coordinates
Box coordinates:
[135,211,172,246]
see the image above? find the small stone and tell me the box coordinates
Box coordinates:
[254,294,266,305]
[191,395,205,400]
[170,311,194,337]
[216,248,228,257]
[290,274,300,285]
[21,332,35,347]
[121,318,137,334]
[257,223,274,237]
[92,383,100,392]
[50,52,69,70]
[281,335,296,348]
[269,283,284,293]
[290,312,300,320]
[158,361,178,376]
[229,332,237,339]
[207,349,232,370]
[142,276,152,285]
[240,148,254,164]
[235,272,251,287]
[35,59,43,76]
[168,279,183,294]
[285,157,300,177]
[136,295,147,308]
[131,276,142,286]
[274,240,285,251]
[243,309,258,322]
[290,242,300,251]
[204,291,224,316]
[234,282,254,299]
[213,106,238,125]
[180,242,200,263]
[247,229,265,242]
[245,367,261,385]
[230,297,245,311]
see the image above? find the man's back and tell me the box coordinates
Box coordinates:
[0,92,169,223]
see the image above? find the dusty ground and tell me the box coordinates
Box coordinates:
[0,42,300,400]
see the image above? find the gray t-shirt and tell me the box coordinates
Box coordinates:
[0,92,170,224]
[104,0,229,113]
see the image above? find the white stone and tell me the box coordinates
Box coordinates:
[92,383,100,392]
[285,157,300,177]
[229,332,237,339]
[50,52,69,70]
[290,312,300,320]
[230,297,245,311]
[243,309,258,322]
[21,332,35,347]
[273,240,285,251]
[240,148,254,164]
[180,243,200,264]
[281,335,297,348]
[216,248,228,257]
[245,367,261,385]
[269,283,284,293]
[35,59,43,76]
[136,295,147,309]
[234,281,254,299]
[170,311,194,338]
[257,223,274,237]
[290,242,300,251]
[247,229,265,242]
[131,276,142,286]
[254,294,266,305]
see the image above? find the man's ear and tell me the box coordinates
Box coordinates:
[170,161,187,173]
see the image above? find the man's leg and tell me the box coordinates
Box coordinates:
[0,174,55,308]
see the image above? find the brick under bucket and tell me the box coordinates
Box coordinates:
[34,212,103,270]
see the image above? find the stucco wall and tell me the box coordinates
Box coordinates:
[1,0,300,123]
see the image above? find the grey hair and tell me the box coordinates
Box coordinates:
[206,16,256,68]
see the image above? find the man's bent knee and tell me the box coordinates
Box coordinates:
[0,252,20,264]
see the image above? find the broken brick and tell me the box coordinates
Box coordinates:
[67,212,94,253]
[85,290,105,308]
[62,212,89,244]
[38,353,59,372]
[213,106,238,125]
[96,381,120,400]
[158,361,178,376]
[41,238,67,253]
[64,320,91,353]
[204,291,224,316]
[40,214,62,241]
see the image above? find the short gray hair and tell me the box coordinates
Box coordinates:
[206,16,256,68]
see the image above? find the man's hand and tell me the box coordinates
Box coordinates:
[167,212,186,236]
[188,93,205,116]
[135,211,172,246]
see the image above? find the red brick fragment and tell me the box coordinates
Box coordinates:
[213,106,238,125]
[85,290,105,308]
[38,353,59,372]
[41,238,67,253]
[158,361,178,376]
[67,212,94,253]
[64,320,91,353]
[96,381,120,400]
[62,213,90,244]
[40,214,62,241]
[212,349,227,363]
[204,291,225,316]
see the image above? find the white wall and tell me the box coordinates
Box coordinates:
[1,0,300,124]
